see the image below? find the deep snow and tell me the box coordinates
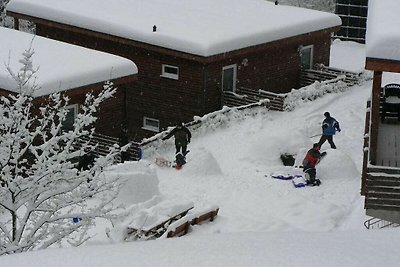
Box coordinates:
[1,40,400,267]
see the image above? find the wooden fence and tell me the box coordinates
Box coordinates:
[300,64,361,87]
[223,87,285,111]
[75,132,122,162]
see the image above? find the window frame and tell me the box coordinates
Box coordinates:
[222,64,237,92]
[160,64,179,80]
[142,116,160,132]
[300,45,314,70]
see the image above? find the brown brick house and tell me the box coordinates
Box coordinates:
[0,27,138,140]
[7,0,341,141]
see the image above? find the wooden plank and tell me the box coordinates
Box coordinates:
[367,186,400,193]
[368,166,400,175]
[376,122,400,167]
[127,206,194,239]
[367,192,400,199]
[364,203,400,212]
[366,197,400,206]
[191,208,219,225]
[365,180,400,188]
[166,221,191,238]
[366,175,400,183]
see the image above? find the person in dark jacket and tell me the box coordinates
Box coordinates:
[78,152,96,171]
[162,122,191,156]
[302,143,322,186]
[317,112,341,149]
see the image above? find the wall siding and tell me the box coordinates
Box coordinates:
[33,22,334,141]
[0,86,127,140]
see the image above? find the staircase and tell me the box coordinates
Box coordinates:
[75,132,124,162]
[364,217,400,230]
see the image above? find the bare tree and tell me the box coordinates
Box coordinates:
[0,46,124,255]
[0,0,10,26]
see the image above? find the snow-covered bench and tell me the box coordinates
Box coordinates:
[163,206,220,238]
[125,202,194,240]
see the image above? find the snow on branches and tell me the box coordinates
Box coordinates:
[0,47,123,255]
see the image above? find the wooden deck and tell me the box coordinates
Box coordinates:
[376,119,400,167]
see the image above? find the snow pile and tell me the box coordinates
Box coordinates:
[318,149,359,182]
[110,162,160,206]
[185,147,222,176]
[284,79,348,111]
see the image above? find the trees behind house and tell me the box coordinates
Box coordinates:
[269,0,336,12]
[0,47,124,255]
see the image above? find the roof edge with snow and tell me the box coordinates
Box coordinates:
[6,0,341,57]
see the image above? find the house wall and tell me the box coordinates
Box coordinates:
[67,87,126,139]
[0,84,130,141]
[204,29,333,99]
[33,22,334,141]
[36,26,209,138]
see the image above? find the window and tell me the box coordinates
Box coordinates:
[222,64,237,92]
[300,45,314,70]
[62,104,78,131]
[143,117,160,132]
[161,64,179,80]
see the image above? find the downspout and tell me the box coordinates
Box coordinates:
[120,86,129,161]
[202,64,207,115]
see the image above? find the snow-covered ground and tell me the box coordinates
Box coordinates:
[2,40,400,267]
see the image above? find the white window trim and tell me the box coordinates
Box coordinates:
[300,45,314,70]
[142,116,160,132]
[160,64,179,80]
[222,64,237,92]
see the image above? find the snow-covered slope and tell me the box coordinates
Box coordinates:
[3,41,400,267]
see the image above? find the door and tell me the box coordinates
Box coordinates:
[222,64,237,92]
[300,45,314,70]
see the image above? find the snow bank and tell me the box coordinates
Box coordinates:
[185,147,222,176]
[107,162,159,206]
[318,149,359,181]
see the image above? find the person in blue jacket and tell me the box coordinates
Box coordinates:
[317,112,341,149]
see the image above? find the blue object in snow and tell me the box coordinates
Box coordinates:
[271,174,302,180]
[138,147,143,160]
[72,217,82,223]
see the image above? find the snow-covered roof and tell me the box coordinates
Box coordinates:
[366,0,400,61]
[0,27,138,97]
[6,0,341,57]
